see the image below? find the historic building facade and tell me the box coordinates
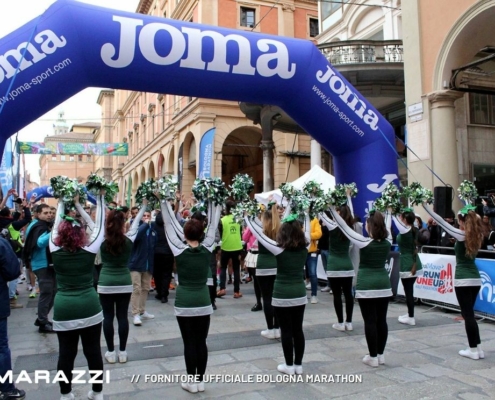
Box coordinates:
[96,0,318,205]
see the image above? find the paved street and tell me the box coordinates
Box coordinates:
[7,280,495,399]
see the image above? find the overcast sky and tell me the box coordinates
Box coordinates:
[0,0,139,183]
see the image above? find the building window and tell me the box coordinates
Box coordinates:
[78,155,83,162]
[69,155,74,162]
[321,0,350,20]
[470,93,495,126]
[309,18,319,38]
[61,155,66,161]
[240,7,255,28]
[51,155,57,161]
[87,155,92,161]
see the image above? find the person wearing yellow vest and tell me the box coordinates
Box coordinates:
[306,217,322,304]
[217,200,243,299]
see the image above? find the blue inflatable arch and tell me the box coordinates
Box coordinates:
[0,0,398,216]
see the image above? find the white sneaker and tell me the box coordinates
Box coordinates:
[133,315,142,326]
[60,393,75,400]
[362,355,379,367]
[181,382,198,393]
[377,354,385,365]
[88,390,104,400]
[478,346,485,359]
[311,296,318,304]
[345,322,353,331]
[119,351,128,363]
[197,381,205,392]
[306,283,311,290]
[398,315,416,326]
[105,350,116,363]
[332,323,345,331]
[273,328,281,339]
[261,329,276,339]
[320,286,331,292]
[294,364,303,375]
[459,348,480,360]
[140,311,155,320]
[277,363,295,375]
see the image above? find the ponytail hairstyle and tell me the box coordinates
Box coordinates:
[458,211,483,258]
[337,204,354,241]
[366,211,388,241]
[401,210,419,253]
[262,203,281,240]
[104,210,127,256]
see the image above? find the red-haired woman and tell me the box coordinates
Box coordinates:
[160,197,222,393]
[49,191,105,400]
[423,203,484,359]
[330,208,392,368]
[98,201,146,364]
[245,212,310,375]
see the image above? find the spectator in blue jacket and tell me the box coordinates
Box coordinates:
[129,211,157,326]
[0,236,26,399]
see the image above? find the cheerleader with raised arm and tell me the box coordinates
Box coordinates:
[245,212,310,375]
[422,203,484,359]
[319,194,355,332]
[159,195,222,393]
[330,207,392,367]
[391,208,423,326]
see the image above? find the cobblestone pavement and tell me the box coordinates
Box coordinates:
[8,280,495,399]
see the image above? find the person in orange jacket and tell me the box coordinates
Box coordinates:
[305,216,322,304]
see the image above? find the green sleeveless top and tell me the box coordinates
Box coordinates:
[98,238,133,293]
[52,249,103,330]
[326,228,354,277]
[396,230,423,278]
[454,240,481,286]
[272,248,308,307]
[355,240,392,298]
[256,242,277,276]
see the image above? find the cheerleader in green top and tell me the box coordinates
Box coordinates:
[160,197,222,394]
[245,212,310,376]
[422,203,484,360]
[49,192,106,400]
[330,207,392,368]
[319,193,356,332]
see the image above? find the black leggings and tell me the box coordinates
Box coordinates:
[274,305,305,366]
[99,293,132,352]
[358,297,389,357]
[56,323,103,395]
[176,315,210,381]
[257,275,279,329]
[329,277,354,323]
[455,286,481,348]
[247,268,262,304]
[401,277,417,318]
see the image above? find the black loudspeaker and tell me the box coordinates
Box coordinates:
[434,186,453,218]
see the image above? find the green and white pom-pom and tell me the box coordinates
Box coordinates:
[156,175,179,200]
[345,183,358,198]
[290,190,311,216]
[190,201,207,215]
[86,173,119,204]
[230,174,254,202]
[403,182,434,206]
[373,182,402,213]
[311,195,331,216]
[50,176,80,203]
[192,177,229,206]
[135,179,158,208]
[231,199,259,224]
[458,180,478,204]
[303,180,324,199]
[279,182,296,200]
[328,184,347,206]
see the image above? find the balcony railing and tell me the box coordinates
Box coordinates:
[318,40,403,65]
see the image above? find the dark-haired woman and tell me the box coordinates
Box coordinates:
[50,192,106,400]
[98,201,146,364]
[245,212,310,375]
[391,209,423,326]
[423,203,484,360]
[151,210,175,304]
[330,208,392,368]
[160,197,222,393]
[319,196,355,332]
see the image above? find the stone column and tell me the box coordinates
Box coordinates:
[427,90,464,189]
[310,140,321,168]
[260,107,279,192]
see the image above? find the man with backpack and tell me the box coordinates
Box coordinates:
[0,197,32,310]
